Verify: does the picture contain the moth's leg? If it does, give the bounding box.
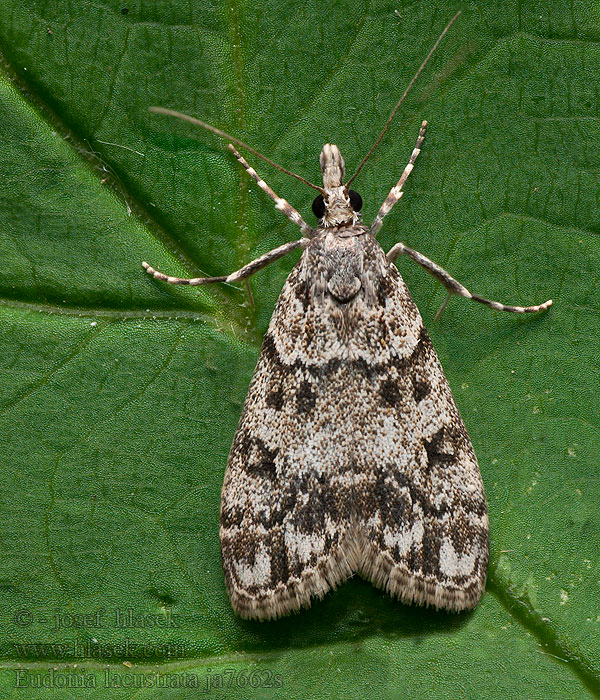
[387,242,553,320]
[228,145,314,238]
[143,238,306,286]
[370,120,427,236]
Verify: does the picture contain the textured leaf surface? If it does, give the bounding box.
[0,1,598,697]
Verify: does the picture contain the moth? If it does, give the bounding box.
[143,13,551,620]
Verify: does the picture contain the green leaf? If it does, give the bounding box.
[0,1,599,698]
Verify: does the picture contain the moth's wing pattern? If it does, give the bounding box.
[219,256,360,620]
[220,231,489,620]
[355,280,489,611]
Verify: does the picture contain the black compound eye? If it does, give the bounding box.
[349,189,362,211]
[312,194,326,219]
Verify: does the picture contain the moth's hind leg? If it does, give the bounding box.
[387,242,552,320]
[143,238,306,286]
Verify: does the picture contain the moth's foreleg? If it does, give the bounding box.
[228,145,314,238]
[370,120,427,236]
[387,242,553,320]
[143,238,306,286]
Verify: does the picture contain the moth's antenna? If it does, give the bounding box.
[345,11,461,187]
[149,106,325,193]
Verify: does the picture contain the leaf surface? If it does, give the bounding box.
[0,1,598,697]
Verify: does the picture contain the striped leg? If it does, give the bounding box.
[370,120,427,236]
[143,238,306,286]
[387,242,553,320]
[228,145,313,238]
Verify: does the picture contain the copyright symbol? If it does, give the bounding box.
[14,609,33,627]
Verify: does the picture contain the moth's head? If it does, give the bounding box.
[312,144,363,228]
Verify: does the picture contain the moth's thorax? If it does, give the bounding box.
[319,144,361,228]
[306,225,379,305]
[315,223,370,240]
